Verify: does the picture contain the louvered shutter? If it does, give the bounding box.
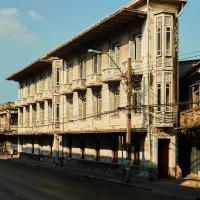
[115,89,120,110]
[110,87,114,111]
[115,46,120,66]
[129,40,135,60]
[137,91,142,112]
[93,94,97,116]
[78,97,82,119]
[69,65,73,83]
[97,54,101,73]
[98,92,102,116]
[109,50,114,68]
[135,36,141,61]
[83,96,86,119]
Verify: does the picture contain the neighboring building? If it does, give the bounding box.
[179,59,200,177]
[7,0,187,179]
[0,102,18,153]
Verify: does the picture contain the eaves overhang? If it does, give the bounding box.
[45,9,147,58]
[7,59,51,82]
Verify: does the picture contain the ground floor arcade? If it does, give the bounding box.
[3,128,177,179]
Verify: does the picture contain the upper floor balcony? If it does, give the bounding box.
[180,106,200,129]
[21,97,28,106]
[34,93,44,102]
[60,83,73,95]
[42,90,52,100]
[154,111,174,128]
[121,60,142,74]
[102,68,121,83]
[15,99,22,107]
[72,79,86,91]
[86,74,102,87]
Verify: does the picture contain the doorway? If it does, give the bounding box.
[158,139,170,178]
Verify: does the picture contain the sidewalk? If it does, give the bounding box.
[11,158,200,200]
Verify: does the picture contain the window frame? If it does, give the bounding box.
[165,26,172,56]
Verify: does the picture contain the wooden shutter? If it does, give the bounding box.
[78,97,82,119]
[93,94,97,116]
[110,87,114,111]
[98,92,102,116]
[83,95,86,119]
[137,90,142,112]
[135,36,141,61]
[69,64,73,83]
[97,54,101,73]
[129,40,135,60]
[109,49,114,68]
[115,46,120,66]
[115,88,120,110]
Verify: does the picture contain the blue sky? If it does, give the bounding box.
[0,0,199,103]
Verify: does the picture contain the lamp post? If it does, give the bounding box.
[88,49,132,182]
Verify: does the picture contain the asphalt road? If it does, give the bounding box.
[0,160,190,200]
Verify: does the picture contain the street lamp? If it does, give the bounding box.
[88,49,132,182]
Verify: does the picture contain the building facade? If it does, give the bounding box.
[7,0,186,178]
[179,60,200,177]
[0,102,18,153]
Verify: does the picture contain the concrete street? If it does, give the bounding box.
[0,160,197,200]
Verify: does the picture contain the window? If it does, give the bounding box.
[48,101,52,125]
[129,34,141,61]
[157,27,162,56]
[26,106,29,127]
[78,92,86,119]
[32,105,36,126]
[20,108,23,127]
[93,88,102,117]
[40,103,44,125]
[132,89,142,113]
[192,85,200,108]
[165,27,172,56]
[109,44,120,68]
[56,67,60,86]
[66,96,73,121]
[56,103,60,122]
[93,54,101,74]
[48,69,52,90]
[109,84,120,116]
[67,63,73,84]
[157,83,161,111]
[165,83,170,111]
[80,59,86,79]
[55,102,60,128]
[156,16,162,57]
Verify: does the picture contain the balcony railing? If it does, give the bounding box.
[34,93,43,102]
[15,99,22,107]
[72,79,86,91]
[86,74,102,87]
[121,60,142,73]
[42,90,52,100]
[180,106,200,128]
[27,96,35,104]
[21,98,27,106]
[102,68,121,83]
[60,83,73,94]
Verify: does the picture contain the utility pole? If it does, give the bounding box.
[125,57,132,182]
[88,49,133,181]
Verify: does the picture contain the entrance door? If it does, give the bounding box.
[158,139,170,178]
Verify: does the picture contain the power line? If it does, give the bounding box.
[179,50,200,58]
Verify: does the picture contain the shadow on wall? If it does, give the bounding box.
[3,133,184,180]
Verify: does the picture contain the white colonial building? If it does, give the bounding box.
[7,0,187,178]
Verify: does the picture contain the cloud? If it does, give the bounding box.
[0,8,35,42]
[28,10,43,20]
